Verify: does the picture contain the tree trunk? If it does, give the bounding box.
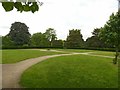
[113,47,119,64]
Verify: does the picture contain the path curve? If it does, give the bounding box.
[2,51,114,88]
[2,53,80,88]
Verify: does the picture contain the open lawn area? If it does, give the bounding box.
[54,49,115,56]
[55,49,95,53]
[91,51,115,57]
[2,49,118,88]
[2,49,67,64]
[20,54,118,88]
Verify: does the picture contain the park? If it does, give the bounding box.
[1,49,118,88]
[0,0,120,89]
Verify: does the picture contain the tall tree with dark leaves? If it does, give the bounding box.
[66,29,84,49]
[8,22,31,46]
[85,28,107,48]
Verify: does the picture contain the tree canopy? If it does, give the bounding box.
[99,12,120,64]
[86,28,107,48]
[66,29,84,48]
[44,28,57,42]
[1,0,43,13]
[31,32,50,47]
[8,22,31,46]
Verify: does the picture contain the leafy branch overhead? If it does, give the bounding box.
[1,0,43,13]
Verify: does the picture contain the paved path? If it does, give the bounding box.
[1,51,114,88]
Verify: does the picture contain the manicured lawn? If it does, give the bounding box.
[55,49,95,53]
[2,49,67,64]
[20,54,118,88]
[57,49,117,57]
[91,51,115,57]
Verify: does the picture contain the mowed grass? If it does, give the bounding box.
[91,51,116,57]
[2,49,67,64]
[20,54,118,88]
[55,49,95,53]
[56,49,116,56]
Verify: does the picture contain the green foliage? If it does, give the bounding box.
[99,12,120,64]
[99,12,120,47]
[85,28,108,48]
[30,2,39,13]
[44,28,57,42]
[66,29,84,48]
[20,54,118,88]
[1,0,42,13]
[2,36,15,47]
[52,40,63,48]
[86,36,104,48]
[31,32,50,47]
[8,22,31,46]
[2,2,14,11]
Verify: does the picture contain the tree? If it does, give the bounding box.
[44,28,57,47]
[31,32,50,47]
[85,28,107,48]
[66,29,84,48]
[99,12,120,64]
[1,0,43,13]
[52,40,63,48]
[2,36,15,47]
[8,22,31,46]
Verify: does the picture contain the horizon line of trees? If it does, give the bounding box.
[1,11,120,64]
[1,22,115,49]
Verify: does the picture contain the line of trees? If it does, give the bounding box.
[1,11,120,64]
[1,20,118,49]
[2,22,63,48]
[2,22,103,49]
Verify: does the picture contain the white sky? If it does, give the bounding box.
[0,0,118,40]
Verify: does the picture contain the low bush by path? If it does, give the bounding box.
[20,54,118,88]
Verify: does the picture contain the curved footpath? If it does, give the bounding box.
[2,53,80,88]
[1,51,114,88]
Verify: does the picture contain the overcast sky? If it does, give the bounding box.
[0,0,118,40]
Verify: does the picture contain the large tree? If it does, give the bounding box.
[44,28,57,47]
[66,29,84,48]
[99,12,120,64]
[85,28,107,48]
[1,0,43,13]
[31,32,50,47]
[8,22,31,46]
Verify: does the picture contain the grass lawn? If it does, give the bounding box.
[2,49,67,64]
[91,51,116,57]
[55,49,95,53]
[20,54,118,88]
